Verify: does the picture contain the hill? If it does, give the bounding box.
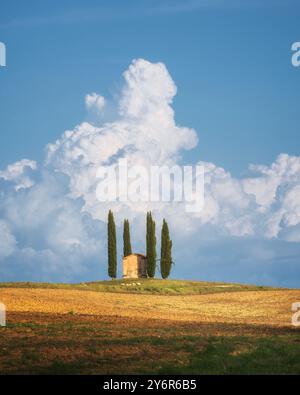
[0,279,299,374]
[0,278,271,295]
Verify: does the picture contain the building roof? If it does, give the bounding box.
[123,253,147,259]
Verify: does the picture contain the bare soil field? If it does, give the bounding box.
[0,285,300,374]
[1,287,299,326]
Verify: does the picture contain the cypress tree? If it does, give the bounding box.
[160,219,172,279]
[146,212,156,278]
[107,210,117,279]
[123,219,132,257]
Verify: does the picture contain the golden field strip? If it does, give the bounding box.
[0,284,300,374]
[1,288,299,326]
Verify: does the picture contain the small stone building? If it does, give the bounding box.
[122,253,148,279]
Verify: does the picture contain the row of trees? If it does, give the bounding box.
[107,210,173,279]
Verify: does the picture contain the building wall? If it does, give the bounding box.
[138,256,147,278]
[123,255,148,279]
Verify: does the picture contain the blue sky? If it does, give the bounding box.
[1,1,300,286]
[1,0,300,174]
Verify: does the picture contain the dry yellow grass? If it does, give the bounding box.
[1,287,299,327]
[1,286,300,374]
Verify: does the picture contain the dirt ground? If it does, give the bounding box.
[1,287,299,326]
[0,288,300,374]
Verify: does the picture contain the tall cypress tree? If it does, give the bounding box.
[107,210,117,279]
[146,212,156,278]
[123,219,132,257]
[160,219,172,279]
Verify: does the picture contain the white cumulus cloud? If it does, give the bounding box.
[0,220,16,260]
[85,92,106,112]
[0,58,300,286]
[46,59,198,222]
[0,159,37,190]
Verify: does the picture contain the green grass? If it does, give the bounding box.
[157,335,300,375]
[2,317,300,374]
[0,278,291,374]
[0,278,274,295]
[42,335,300,375]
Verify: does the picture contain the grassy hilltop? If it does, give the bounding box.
[0,278,271,295]
[0,279,299,375]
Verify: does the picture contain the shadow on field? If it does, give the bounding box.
[0,312,300,374]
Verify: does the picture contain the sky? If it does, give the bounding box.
[0,0,300,286]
